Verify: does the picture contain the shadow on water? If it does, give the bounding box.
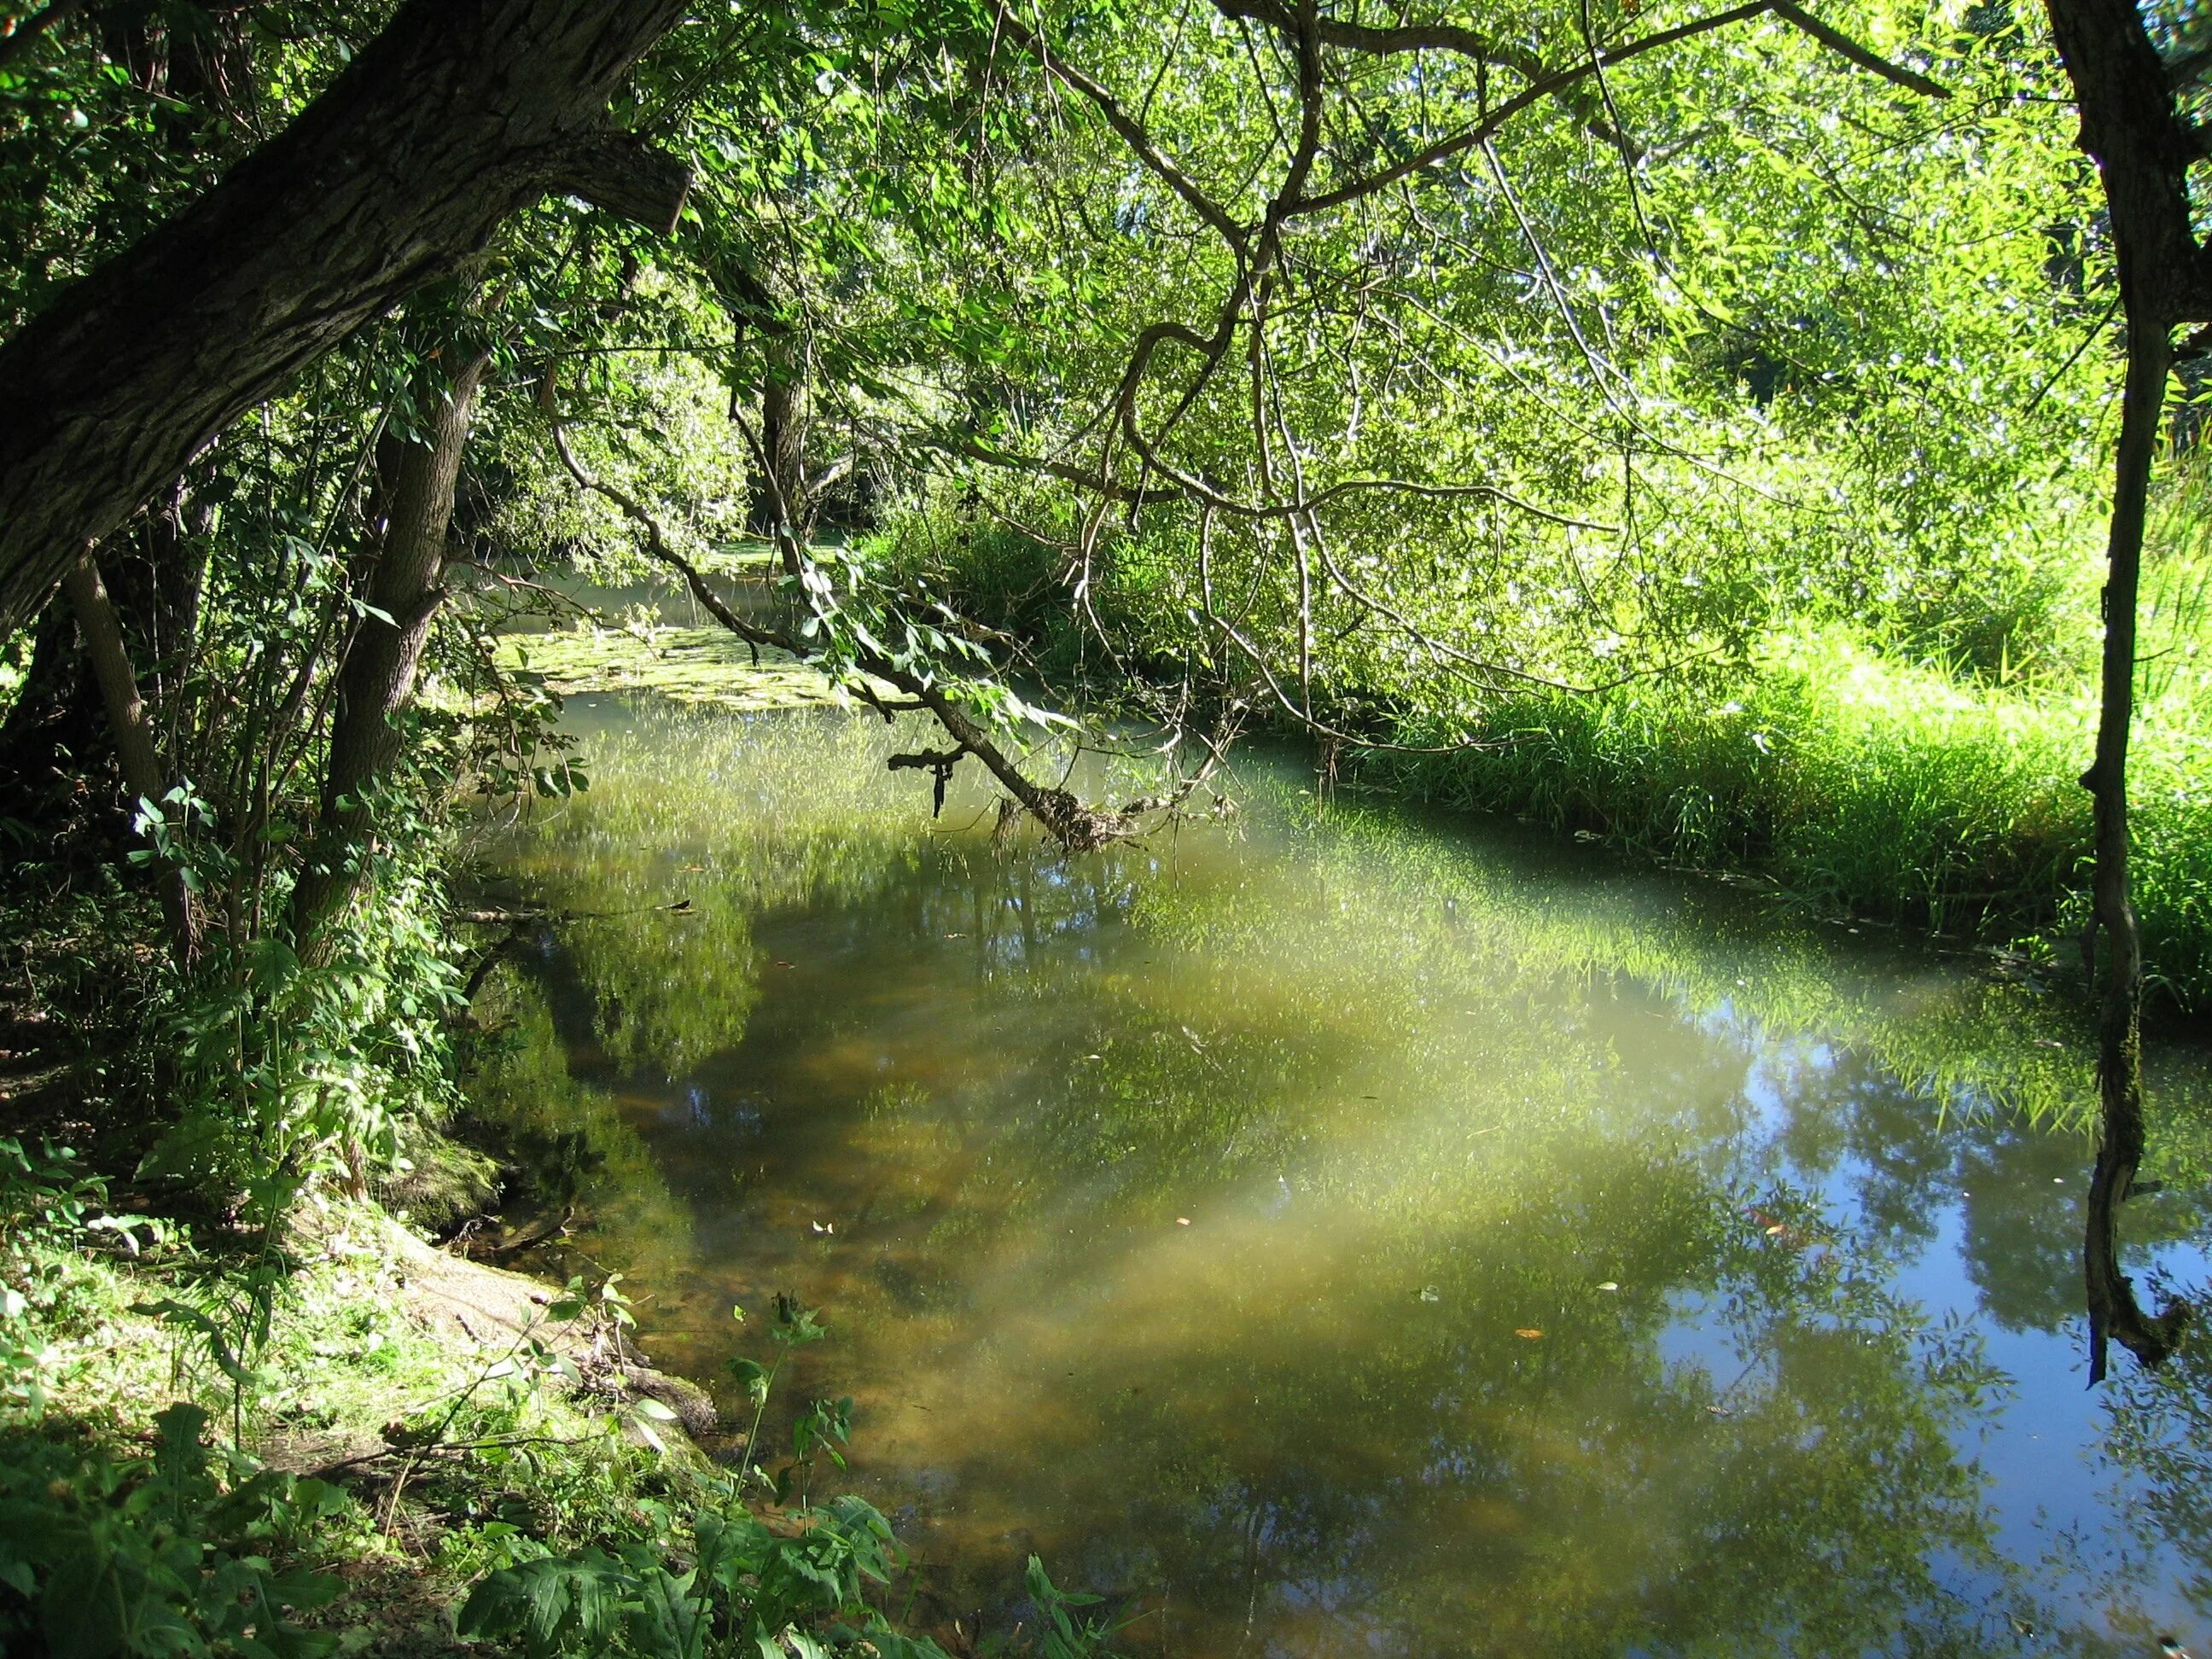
[466,695,2212,1658]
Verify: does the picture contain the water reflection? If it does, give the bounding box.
[469,698,2212,1657]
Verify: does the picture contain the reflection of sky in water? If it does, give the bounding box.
[478,699,2212,1658]
[1660,1048,2212,1644]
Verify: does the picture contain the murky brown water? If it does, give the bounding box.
[471,695,2212,1658]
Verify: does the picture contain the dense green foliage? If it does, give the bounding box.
[0,0,2205,1650]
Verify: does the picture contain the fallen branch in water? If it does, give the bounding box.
[540,367,1219,850]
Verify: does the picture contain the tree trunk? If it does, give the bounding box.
[750,329,808,570]
[287,351,491,961]
[60,552,200,965]
[0,0,689,636]
[138,482,209,754]
[2040,0,2203,1382]
[0,485,203,838]
[2081,314,2188,1381]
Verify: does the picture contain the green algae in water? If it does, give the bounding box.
[470,697,2212,1658]
[497,623,864,711]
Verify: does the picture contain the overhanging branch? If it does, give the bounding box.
[549,134,694,235]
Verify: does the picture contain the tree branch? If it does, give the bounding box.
[992,1,1249,252]
[1767,3,1947,98]
[547,133,694,235]
[543,373,1160,851]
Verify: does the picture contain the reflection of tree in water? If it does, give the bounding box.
[2107,1322,2212,1632]
[472,701,2212,1656]
[1752,1044,2206,1342]
[906,1115,2024,1656]
[1957,1125,2094,1335]
[465,985,700,1292]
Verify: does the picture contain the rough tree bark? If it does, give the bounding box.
[2040,0,2208,1379]
[749,330,809,569]
[0,0,690,636]
[60,553,200,965]
[286,350,492,961]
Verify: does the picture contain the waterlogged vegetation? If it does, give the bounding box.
[465,701,2212,1654]
[500,625,854,714]
[0,0,2210,1654]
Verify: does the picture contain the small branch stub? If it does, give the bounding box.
[888,747,967,816]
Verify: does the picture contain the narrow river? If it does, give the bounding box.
[471,693,2212,1658]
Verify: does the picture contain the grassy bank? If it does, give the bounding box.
[0,1150,981,1657]
[885,512,2212,1012]
[0,878,1099,1659]
[1364,629,2211,1010]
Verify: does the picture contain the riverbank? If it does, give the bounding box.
[1359,627,2211,1010]
[0,870,999,1658]
[893,523,2212,1014]
[0,1124,694,1655]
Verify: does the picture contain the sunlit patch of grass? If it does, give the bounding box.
[1368,627,2209,1009]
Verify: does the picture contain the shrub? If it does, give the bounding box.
[0,1403,347,1658]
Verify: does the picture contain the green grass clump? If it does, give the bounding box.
[2132,711,2212,1010]
[1365,628,2210,1006]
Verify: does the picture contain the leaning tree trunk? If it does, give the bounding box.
[2081,312,2187,1382]
[0,483,205,836]
[0,0,689,636]
[287,351,491,963]
[2040,0,2203,1382]
[60,553,201,966]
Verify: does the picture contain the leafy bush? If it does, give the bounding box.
[457,1487,940,1659]
[0,1403,346,1659]
[148,828,464,1222]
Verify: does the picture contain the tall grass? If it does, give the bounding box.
[879,491,2212,1010]
[1365,628,2209,1009]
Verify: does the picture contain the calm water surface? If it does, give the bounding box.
[473,696,2212,1658]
